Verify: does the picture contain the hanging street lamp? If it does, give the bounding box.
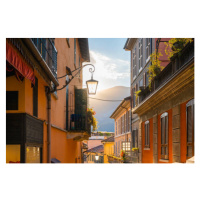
[95,153,99,162]
[55,63,98,95]
[86,65,98,95]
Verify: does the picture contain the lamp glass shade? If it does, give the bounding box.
[95,155,99,161]
[86,79,98,95]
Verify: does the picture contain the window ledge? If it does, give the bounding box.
[159,159,169,163]
[144,148,150,150]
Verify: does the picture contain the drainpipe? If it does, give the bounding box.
[45,86,51,163]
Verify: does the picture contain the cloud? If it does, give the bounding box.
[83,50,130,91]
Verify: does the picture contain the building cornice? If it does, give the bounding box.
[124,38,137,51]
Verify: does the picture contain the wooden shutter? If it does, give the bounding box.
[186,100,194,158]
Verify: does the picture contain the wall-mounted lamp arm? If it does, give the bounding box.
[53,63,95,93]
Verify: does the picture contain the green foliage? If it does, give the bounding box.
[87,107,98,131]
[165,38,193,59]
[134,90,141,105]
[99,133,103,136]
[147,51,164,90]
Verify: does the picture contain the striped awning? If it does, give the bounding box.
[6,40,35,85]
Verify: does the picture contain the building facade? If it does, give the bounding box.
[124,38,194,163]
[101,136,114,163]
[6,38,91,163]
[124,38,171,162]
[110,96,131,158]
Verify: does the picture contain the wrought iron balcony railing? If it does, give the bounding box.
[68,88,91,134]
[138,41,194,105]
[31,38,57,78]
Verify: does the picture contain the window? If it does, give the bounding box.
[115,142,117,156]
[132,129,138,148]
[33,77,38,117]
[122,141,131,151]
[139,39,143,71]
[161,112,168,160]
[139,78,143,88]
[146,38,151,62]
[122,115,124,134]
[133,87,136,108]
[116,121,117,136]
[74,39,76,66]
[124,114,126,133]
[186,99,194,159]
[6,91,18,110]
[133,48,136,78]
[145,120,150,148]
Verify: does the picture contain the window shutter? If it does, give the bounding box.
[186,101,194,158]
[33,77,38,117]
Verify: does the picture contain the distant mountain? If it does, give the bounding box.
[88,86,130,132]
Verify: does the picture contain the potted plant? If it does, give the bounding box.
[121,150,126,163]
[147,51,164,90]
[165,38,193,59]
[87,107,98,131]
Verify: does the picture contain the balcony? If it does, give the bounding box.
[107,151,139,163]
[138,41,194,106]
[67,88,91,141]
[31,38,57,79]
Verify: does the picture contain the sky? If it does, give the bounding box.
[82,38,130,92]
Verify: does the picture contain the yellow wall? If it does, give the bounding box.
[6,145,20,163]
[103,142,114,163]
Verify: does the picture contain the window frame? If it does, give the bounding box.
[160,112,169,160]
[146,38,151,63]
[139,39,143,72]
[144,120,150,148]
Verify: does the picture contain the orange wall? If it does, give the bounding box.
[157,109,173,163]
[51,127,82,163]
[6,75,25,113]
[142,118,153,163]
[7,38,85,163]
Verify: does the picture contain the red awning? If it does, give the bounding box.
[6,40,35,85]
